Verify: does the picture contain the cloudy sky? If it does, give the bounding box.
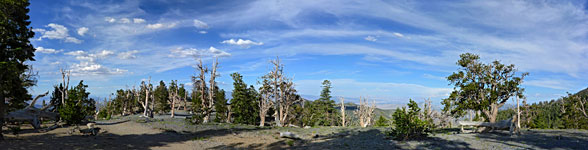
[27,0,588,107]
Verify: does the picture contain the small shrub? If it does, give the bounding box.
[389,99,432,141]
[375,116,389,127]
[97,109,110,120]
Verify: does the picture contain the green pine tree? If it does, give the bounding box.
[0,0,37,140]
[154,80,169,114]
[59,80,96,125]
[230,73,259,125]
[214,87,228,122]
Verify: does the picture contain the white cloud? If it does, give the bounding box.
[169,46,231,58]
[118,50,139,59]
[208,46,231,57]
[221,39,263,48]
[105,17,116,23]
[364,35,377,41]
[146,23,163,29]
[65,50,87,56]
[133,18,145,23]
[119,18,131,23]
[65,50,126,76]
[34,23,82,44]
[70,61,127,76]
[91,50,115,58]
[193,19,209,29]
[77,27,89,36]
[392,32,404,38]
[198,31,207,34]
[35,47,62,54]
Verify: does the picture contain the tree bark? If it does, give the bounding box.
[205,59,218,123]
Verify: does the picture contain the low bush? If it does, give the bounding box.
[374,116,389,127]
[389,99,432,140]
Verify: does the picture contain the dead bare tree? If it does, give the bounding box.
[279,77,299,125]
[204,58,219,123]
[269,57,284,127]
[354,97,375,127]
[572,95,588,119]
[421,98,433,121]
[340,97,346,127]
[192,58,209,123]
[140,77,153,118]
[59,68,71,106]
[168,80,179,118]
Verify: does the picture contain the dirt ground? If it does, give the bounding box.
[2,115,588,150]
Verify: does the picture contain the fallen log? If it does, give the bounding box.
[280,132,300,140]
[458,118,513,133]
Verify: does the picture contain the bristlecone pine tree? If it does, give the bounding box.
[258,74,274,126]
[442,53,527,128]
[354,97,375,127]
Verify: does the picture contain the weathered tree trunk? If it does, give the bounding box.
[259,113,266,126]
[171,91,176,118]
[226,105,232,123]
[271,57,283,127]
[144,87,149,117]
[205,59,218,123]
[340,97,346,127]
[516,95,520,133]
[195,59,208,123]
[150,93,155,118]
[259,92,271,126]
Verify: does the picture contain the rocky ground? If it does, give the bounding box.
[2,114,587,150]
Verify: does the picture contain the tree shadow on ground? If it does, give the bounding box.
[209,129,475,150]
[0,119,272,150]
[473,129,588,149]
[95,119,129,125]
[0,131,193,149]
[414,136,473,150]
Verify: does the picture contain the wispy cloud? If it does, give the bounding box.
[169,47,231,58]
[296,79,452,102]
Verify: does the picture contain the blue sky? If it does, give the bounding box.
[27,0,588,108]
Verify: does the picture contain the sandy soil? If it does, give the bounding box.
[2,115,588,150]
